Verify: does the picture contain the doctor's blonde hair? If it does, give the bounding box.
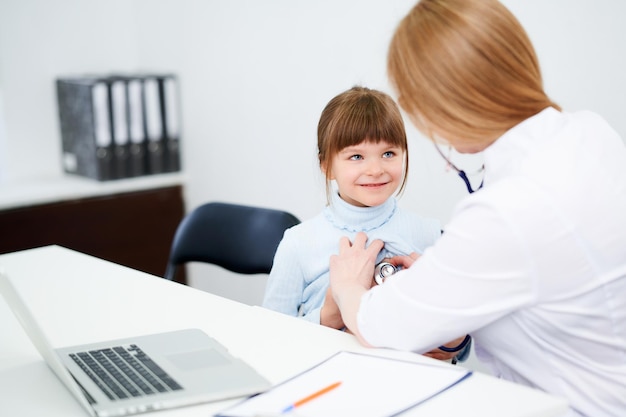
[388,0,560,147]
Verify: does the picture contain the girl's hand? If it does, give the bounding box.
[320,286,344,330]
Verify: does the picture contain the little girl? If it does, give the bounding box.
[262,86,469,361]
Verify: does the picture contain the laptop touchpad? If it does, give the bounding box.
[167,349,230,370]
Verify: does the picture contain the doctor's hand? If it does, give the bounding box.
[385,252,420,270]
[329,232,383,344]
[330,232,384,294]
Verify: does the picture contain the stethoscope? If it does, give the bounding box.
[374,141,485,284]
[373,142,480,362]
[433,142,484,194]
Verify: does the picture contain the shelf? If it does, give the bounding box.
[0,175,187,282]
[0,172,186,211]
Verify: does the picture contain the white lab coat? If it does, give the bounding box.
[358,107,626,417]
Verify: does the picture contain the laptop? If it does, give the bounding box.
[0,269,271,417]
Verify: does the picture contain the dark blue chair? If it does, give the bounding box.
[164,202,300,281]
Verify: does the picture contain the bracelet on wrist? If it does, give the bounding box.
[438,334,471,353]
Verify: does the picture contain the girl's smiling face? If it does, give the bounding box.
[326,140,405,207]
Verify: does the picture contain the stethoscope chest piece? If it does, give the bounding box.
[374,261,397,285]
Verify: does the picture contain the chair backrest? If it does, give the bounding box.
[164,202,300,281]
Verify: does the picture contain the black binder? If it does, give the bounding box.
[158,75,182,173]
[142,76,165,175]
[57,77,115,181]
[109,77,132,179]
[56,73,181,180]
[127,76,148,177]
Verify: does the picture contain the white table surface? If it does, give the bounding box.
[0,245,569,417]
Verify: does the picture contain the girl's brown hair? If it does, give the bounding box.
[388,0,560,147]
[317,86,409,202]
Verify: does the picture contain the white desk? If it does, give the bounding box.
[0,246,569,417]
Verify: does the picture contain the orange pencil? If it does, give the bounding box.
[281,381,342,414]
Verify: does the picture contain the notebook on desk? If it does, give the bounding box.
[217,350,472,417]
[0,269,271,417]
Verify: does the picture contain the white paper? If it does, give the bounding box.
[217,351,471,417]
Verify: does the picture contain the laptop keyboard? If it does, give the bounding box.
[69,344,183,400]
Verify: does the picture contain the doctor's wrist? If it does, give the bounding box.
[438,335,472,365]
[438,334,472,353]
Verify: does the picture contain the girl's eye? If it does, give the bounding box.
[349,154,363,161]
[383,151,395,158]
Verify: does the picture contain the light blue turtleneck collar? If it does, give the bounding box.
[323,191,397,233]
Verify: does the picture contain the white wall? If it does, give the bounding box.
[0,90,7,183]
[1,0,625,370]
[2,0,624,215]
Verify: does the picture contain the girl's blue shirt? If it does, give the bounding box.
[262,192,441,324]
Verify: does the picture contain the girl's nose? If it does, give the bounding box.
[365,159,384,176]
